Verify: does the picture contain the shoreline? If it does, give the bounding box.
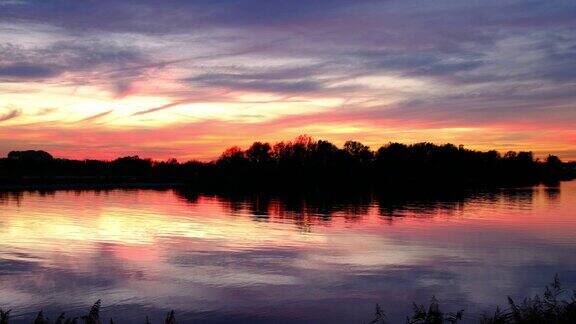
[0,182,187,191]
[0,178,571,192]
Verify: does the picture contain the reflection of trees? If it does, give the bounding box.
[0,184,556,231]
[544,186,561,201]
[0,190,58,206]
[0,191,24,205]
[173,185,546,229]
[499,188,534,206]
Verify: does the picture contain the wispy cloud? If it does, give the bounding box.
[74,110,113,123]
[0,109,21,122]
[131,101,194,117]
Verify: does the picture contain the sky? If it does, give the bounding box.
[0,0,575,161]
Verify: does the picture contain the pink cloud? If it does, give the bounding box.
[1,107,575,161]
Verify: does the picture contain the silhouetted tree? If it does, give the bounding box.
[343,140,373,164]
[7,150,53,161]
[0,136,574,189]
[218,146,246,165]
[245,142,272,164]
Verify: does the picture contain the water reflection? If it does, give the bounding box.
[0,182,575,323]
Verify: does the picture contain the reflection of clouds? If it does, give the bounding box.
[0,204,326,249]
[0,183,575,322]
[298,234,440,270]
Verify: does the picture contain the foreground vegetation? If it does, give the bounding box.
[0,276,574,323]
[1,136,575,190]
[370,275,576,324]
[0,300,177,324]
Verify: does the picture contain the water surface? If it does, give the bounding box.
[1,182,575,323]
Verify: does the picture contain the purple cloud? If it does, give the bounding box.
[0,63,61,79]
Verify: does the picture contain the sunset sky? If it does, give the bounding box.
[0,0,575,161]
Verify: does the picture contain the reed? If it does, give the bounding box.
[1,300,176,324]
[370,275,576,323]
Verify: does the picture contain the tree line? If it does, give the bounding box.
[1,135,574,189]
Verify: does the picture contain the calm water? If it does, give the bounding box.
[1,182,575,323]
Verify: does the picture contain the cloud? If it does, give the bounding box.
[74,110,113,123]
[0,63,61,79]
[0,109,21,122]
[0,38,154,94]
[131,101,188,116]
[188,74,324,94]
[0,0,359,33]
[184,63,363,95]
[35,108,58,116]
